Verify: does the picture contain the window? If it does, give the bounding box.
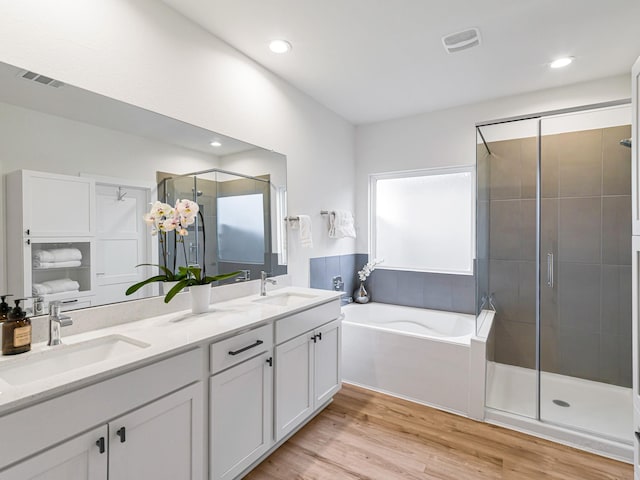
[370,166,474,275]
[217,194,265,264]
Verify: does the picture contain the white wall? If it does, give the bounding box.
[355,74,631,253]
[0,0,356,287]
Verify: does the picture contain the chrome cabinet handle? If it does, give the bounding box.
[547,253,554,288]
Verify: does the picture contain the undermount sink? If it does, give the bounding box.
[252,292,318,307]
[0,335,150,386]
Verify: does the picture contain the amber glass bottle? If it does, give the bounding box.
[2,299,32,355]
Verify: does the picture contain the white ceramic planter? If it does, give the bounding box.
[190,284,211,314]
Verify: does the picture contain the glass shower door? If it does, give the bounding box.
[539,107,633,442]
[477,118,539,419]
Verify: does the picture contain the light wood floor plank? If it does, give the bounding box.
[246,384,633,480]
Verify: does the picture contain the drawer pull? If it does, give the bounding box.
[96,437,105,454]
[228,339,263,356]
[266,357,273,367]
[62,299,79,304]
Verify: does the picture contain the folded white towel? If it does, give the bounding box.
[33,248,82,267]
[297,215,313,248]
[328,210,356,239]
[32,278,80,295]
[34,261,82,269]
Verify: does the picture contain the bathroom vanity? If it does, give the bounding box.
[0,287,342,480]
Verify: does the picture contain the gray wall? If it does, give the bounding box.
[310,254,475,314]
[487,125,631,388]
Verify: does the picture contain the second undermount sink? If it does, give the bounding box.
[252,291,319,307]
[0,334,150,386]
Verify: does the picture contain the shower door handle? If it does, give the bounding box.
[547,253,554,288]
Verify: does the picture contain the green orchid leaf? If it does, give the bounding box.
[125,275,168,295]
[163,279,190,303]
[134,263,175,280]
[203,271,242,284]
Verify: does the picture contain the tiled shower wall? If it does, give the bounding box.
[310,254,475,314]
[487,125,631,387]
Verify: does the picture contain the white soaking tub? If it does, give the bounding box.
[341,302,475,415]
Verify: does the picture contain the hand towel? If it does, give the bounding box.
[328,210,356,239]
[34,261,82,269]
[298,215,313,248]
[32,278,80,295]
[33,248,82,267]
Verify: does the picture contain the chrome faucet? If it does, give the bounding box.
[260,271,277,296]
[235,270,251,282]
[48,301,73,346]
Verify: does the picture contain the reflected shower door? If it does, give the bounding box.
[478,118,539,419]
[539,107,633,442]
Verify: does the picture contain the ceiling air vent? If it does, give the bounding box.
[18,70,65,88]
[442,28,481,54]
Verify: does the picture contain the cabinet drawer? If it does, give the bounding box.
[210,324,273,374]
[275,300,340,345]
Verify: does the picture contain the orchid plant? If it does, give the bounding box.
[358,258,383,282]
[126,198,240,301]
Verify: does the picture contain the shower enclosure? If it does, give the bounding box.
[159,168,287,283]
[476,102,633,453]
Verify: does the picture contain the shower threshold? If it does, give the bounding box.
[485,362,633,462]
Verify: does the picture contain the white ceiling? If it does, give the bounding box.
[161,0,640,125]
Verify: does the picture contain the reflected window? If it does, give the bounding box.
[217,194,265,264]
[370,167,474,275]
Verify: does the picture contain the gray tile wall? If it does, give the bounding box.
[309,254,367,302]
[486,125,632,388]
[309,254,475,314]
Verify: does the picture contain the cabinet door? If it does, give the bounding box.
[109,382,204,480]
[314,319,342,408]
[1,425,107,480]
[275,332,314,441]
[210,352,273,480]
[23,171,95,237]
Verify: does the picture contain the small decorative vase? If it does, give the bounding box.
[354,282,370,304]
[190,284,211,314]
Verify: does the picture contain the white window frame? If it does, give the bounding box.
[368,165,476,276]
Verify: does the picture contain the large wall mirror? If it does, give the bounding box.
[0,61,287,312]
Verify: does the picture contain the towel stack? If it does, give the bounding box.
[33,278,80,295]
[33,248,82,269]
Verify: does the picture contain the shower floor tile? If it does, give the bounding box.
[486,361,632,442]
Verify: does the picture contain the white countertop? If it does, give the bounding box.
[0,286,342,415]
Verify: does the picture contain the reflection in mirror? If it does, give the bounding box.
[0,61,287,313]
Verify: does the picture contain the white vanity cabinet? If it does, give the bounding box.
[2,426,108,480]
[3,383,202,480]
[0,349,204,479]
[209,324,274,480]
[274,301,342,442]
[109,382,203,480]
[6,169,96,306]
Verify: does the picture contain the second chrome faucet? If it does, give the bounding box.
[260,271,277,296]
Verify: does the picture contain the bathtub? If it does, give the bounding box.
[341,302,476,415]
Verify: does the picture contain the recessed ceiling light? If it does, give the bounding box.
[210,141,222,147]
[550,57,573,69]
[269,39,292,54]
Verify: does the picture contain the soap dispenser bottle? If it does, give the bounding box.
[0,294,13,349]
[2,298,32,355]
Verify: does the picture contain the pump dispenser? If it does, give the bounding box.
[2,298,32,355]
[0,294,12,349]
